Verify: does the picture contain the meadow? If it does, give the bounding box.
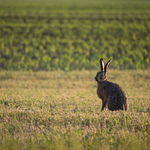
[0,0,150,149]
[0,70,150,150]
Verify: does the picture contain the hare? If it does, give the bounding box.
[95,58,129,111]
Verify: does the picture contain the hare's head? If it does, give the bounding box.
[95,58,111,82]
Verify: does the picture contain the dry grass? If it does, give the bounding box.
[0,70,150,150]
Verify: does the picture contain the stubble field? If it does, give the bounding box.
[0,70,150,149]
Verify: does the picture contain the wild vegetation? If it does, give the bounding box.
[0,0,150,149]
[0,0,150,70]
[0,70,150,150]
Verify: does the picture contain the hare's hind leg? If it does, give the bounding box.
[107,95,125,111]
[107,95,119,111]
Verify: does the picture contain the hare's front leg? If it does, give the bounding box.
[101,100,107,111]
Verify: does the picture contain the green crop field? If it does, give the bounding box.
[0,0,150,70]
[0,0,150,149]
[0,70,150,150]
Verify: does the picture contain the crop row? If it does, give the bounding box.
[0,12,150,70]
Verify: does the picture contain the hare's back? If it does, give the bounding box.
[105,82,126,96]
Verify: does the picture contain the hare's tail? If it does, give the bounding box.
[123,101,129,111]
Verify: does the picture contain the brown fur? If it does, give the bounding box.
[95,58,129,111]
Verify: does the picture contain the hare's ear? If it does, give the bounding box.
[100,58,104,71]
[104,59,111,71]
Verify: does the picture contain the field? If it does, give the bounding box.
[0,70,150,150]
[0,0,150,70]
[0,0,150,149]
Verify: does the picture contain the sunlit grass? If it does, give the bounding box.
[0,70,150,149]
